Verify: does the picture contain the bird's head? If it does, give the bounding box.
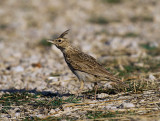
[47,29,70,50]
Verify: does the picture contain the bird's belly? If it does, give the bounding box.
[74,70,97,82]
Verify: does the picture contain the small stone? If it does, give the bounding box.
[49,109,56,114]
[15,112,20,118]
[121,102,135,108]
[48,76,59,81]
[12,66,24,72]
[106,104,117,110]
[149,74,156,81]
[36,114,44,118]
[97,93,109,98]
[6,114,11,118]
[103,82,113,88]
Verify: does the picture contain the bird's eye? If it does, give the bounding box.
[58,39,61,42]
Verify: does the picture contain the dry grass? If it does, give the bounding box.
[1,55,160,120]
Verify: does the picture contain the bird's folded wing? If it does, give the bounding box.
[67,52,120,82]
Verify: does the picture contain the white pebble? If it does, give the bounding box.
[122,102,135,108]
[97,93,109,98]
[13,66,24,72]
[149,74,156,81]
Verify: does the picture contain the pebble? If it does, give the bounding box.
[49,109,56,114]
[97,93,109,98]
[12,66,24,72]
[121,102,135,108]
[149,74,156,81]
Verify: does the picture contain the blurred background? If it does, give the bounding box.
[1,0,160,120]
[0,0,160,93]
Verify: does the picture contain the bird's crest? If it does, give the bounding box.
[59,29,70,38]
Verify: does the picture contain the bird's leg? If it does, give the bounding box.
[78,81,84,94]
[75,81,84,98]
[94,82,98,100]
[80,81,86,99]
[80,81,84,91]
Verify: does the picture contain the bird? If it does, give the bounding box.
[47,29,122,99]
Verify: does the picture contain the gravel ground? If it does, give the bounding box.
[0,0,160,120]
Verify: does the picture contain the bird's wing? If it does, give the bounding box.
[65,51,120,82]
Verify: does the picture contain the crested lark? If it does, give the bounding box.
[47,30,121,99]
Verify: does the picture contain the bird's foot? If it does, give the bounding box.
[75,89,83,97]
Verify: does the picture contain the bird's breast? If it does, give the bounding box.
[74,70,97,82]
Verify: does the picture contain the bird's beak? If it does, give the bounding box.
[47,39,54,44]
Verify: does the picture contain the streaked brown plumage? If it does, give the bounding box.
[47,30,121,99]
